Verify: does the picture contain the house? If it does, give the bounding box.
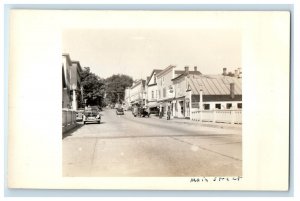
[172,72,242,119]
[62,53,83,133]
[62,54,83,110]
[169,66,202,118]
[129,79,146,107]
[145,69,162,114]
[70,60,83,110]
[156,65,201,117]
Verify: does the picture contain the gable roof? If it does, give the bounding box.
[146,69,163,85]
[131,79,146,89]
[186,74,242,95]
[156,65,176,78]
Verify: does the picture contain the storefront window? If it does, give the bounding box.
[215,104,221,109]
[203,104,210,110]
[226,103,232,109]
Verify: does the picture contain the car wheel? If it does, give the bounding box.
[98,121,100,124]
[83,121,86,124]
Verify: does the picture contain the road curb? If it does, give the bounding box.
[151,116,242,130]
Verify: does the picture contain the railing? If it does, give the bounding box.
[62,109,77,133]
[191,109,242,124]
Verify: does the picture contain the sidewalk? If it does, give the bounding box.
[151,115,242,130]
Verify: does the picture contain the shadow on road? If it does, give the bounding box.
[62,124,84,139]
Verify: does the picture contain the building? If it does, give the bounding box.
[62,54,83,110]
[62,54,83,133]
[62,55,71,109]
[145,69,162,114]
[70,60,83,110]
[172,72,242,119]
[156,65,201,117]
[129,79,146,107]
[124,87,131,110]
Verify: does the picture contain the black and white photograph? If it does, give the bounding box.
[7,9,290,190]
[61,28,243,177]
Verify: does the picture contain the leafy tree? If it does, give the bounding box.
[79,67,106,107]
[105,74,133,104]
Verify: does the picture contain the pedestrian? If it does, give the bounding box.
[167,109,171,120]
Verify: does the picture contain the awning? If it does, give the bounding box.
[147,102,160,108]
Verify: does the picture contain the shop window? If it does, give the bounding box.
[237,103,242,109]
[226,103,232,109]
[215,104,221,109]
[203,104,210,110]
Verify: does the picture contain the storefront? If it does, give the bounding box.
[185,97,190,118]
[147,101,160,115]
[173,97,185,118]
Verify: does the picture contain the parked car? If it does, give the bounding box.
[140,108,150,117]
[83,109,101,124]
[76,109,84,121]
[132,107,150,117]
[116,108,124,115]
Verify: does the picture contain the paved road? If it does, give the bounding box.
[63,109,242,177]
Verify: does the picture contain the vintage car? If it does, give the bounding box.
[140,108,150,117]
[76,109,84,121]
[116,108,124,115]
[83,108,101,124]
[132,107,150,117]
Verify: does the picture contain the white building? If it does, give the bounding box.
[173,73,242,119]
[145,69,162,114]
[124,87,131,110]
[62,54,82,110]
[156,65,201,117]
[129,79,146,107]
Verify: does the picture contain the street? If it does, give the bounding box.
[63,109,242,177]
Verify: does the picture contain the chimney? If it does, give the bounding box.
[230,83,235,99]
[194,66,197,72]
[184,66,189,75]
[223,68,227,75]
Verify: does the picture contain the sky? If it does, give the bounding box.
[62,28,241,80]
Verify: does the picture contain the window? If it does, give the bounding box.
[163,88,166,98]
[203,104,210,110]
[215,104,221,109]
[226,103,232,109]
[151,91,154,99]
[237,103,242,109]
[158,90,161,99]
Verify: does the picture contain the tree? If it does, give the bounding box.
[79,67,106,107]
[105,74,133,104]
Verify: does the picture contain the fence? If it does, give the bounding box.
[62,109,77,133]
[191,109,242,124]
